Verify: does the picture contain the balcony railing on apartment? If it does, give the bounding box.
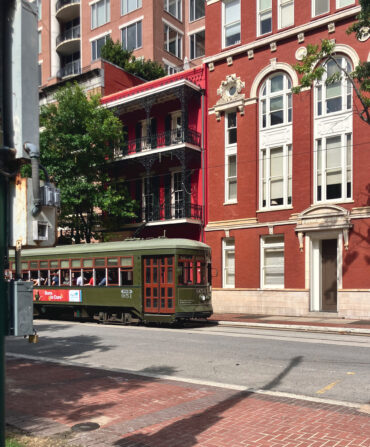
[56,0,80,13]
[56,25,80,47]
[58,60,81,78]
[142,202,202,223]
[116,128,201,157]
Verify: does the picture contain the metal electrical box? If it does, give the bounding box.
[9,176,58,247]
[8,281,33,337]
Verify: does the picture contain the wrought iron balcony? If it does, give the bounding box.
[56,25,80,48]
[141,202,202,223]
[116,127,201,157]
[58,60,81,78]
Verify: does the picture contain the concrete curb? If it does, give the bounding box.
[215,320,370,335]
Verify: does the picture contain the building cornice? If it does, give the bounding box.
[203,6,360,65]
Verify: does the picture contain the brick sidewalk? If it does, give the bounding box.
[6,358,370,447]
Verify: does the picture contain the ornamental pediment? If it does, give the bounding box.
[212,74,246,120]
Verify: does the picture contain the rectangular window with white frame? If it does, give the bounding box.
[164,24,182,58]
[223,0,241,47]
[257,0,272,36]
[315,133,352,203]
[278,0,294,29]
[121,20,142,51]
[225,112,237,203]
[190,0,205,21]
[260,145,292,209]
[312,0,329,16]
[189,29,205,59]
[121,0,141,15]
[223,238,235,288]
[261,236,284,289]
[91,0,110,29]
[336,0,354,8]
[91,34,110,61]
[164,0,182,21]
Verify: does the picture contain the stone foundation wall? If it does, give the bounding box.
[338,290,370,319]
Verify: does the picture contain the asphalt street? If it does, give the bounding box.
[6,320,370,406]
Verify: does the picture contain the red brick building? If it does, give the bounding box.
[203,0,370,317]
[37,0,206,90]
[101,65,207,241]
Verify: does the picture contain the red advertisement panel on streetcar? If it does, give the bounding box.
[33,289,82,303]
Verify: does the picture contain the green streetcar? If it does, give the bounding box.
[10,238,212,324]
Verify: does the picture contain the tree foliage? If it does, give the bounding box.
[292,0,370,124]
[39,83,137,243]
[100,38,166,81]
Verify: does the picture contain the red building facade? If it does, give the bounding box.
[101,66,207,241]
[203,0,370,317]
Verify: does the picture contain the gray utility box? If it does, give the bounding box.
[8,281,33,336]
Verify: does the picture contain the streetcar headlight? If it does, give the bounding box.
[200,294,206,302]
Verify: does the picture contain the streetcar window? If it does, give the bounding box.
[107,268,118,285]
[61,270,70,286]
[208,263,212,286]
[178,257,194,285]
[121,269,133,285]
[107,257,118,266]
[83,259,93,268]
[196,261,206,285]
[95,258,105,267]
[71,270,82,285]
[22,271,29,281]
[96,269,106,286]
[71,259,81,268]
[40,270,49,285]
[50,260,59,268]
[168,299,173,308]
[40,261,48,269]
[168,267,173,283]
[168,287,173,297]
[30,261,38,269]
[21,262,28,270]
[60,260,69,268]
[121,257,133,267]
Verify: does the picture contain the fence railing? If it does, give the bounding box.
[58,60,81,78]
[116,127,201,157]
[56,0,80,13]
[141,202,202,223]
[56,25,80,47]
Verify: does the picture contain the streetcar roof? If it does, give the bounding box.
[10,238,210,259]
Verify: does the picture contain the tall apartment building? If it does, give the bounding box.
[203,0,370,318]
[37,0,206,92]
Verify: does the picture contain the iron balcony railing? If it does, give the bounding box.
[141,202,202,223]
[117,127,201,157]
[58,60,81,78]
[56,25,80,47]
[56,0,80,13]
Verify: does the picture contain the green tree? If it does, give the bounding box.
[292,0,370,124]
[39,83,137,243]
[100,38,166,81]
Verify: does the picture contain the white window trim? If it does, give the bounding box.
[313,133,353,204]
[164,0,182,22]
[91,33,110,61]
[260,236,285,289]
[121,0,142,16]
[163,23,183,59]
[278,0,294,30]
[91,0,110,29]
[259,73,292,130]
[189,0,205,22]
[162,18,184,35]
[222,0,241,49]
[189,29,205,60]
[188,25,206,36]
[121,20,142,51]
[336,0,355,9]
[259,144,292,211]
[222,238,235,288]
[314,57,353,119]
[257,0,272,37]
[312,0,329,17]
[89,30,111,42]
[119,15,144,29]
[224,112,237,204]
[162,58,180,74]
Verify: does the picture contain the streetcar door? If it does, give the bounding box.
[143,256,175,314]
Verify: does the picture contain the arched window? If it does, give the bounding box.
[260,73,292,129]
[316,56,352,116]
